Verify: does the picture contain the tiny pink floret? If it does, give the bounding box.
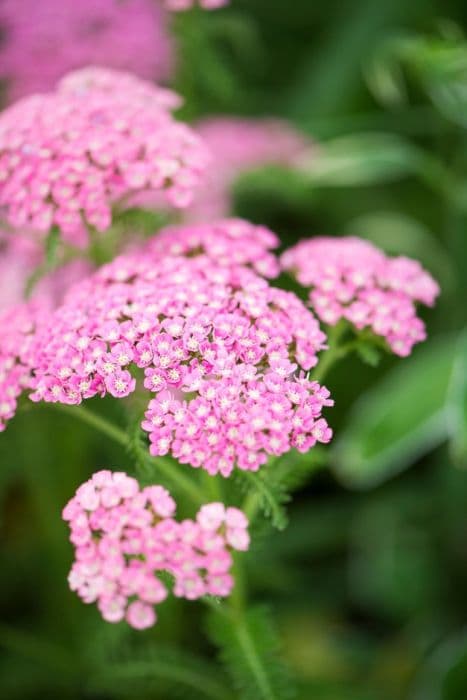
[185,117,313,222]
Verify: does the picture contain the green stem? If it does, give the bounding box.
[312,323,359,383]
[243,490,261,523]
[25,226,60,298]
[200,470,224,502]
[138,446,206,507]
[51,404,205,506]
[230,616,276,700]
[205,565,277,698]
[241,463,279,526]
[210,601,278,700]
[55,404,127,445]
[229,553,247,613]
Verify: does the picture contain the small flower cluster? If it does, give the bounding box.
[281,236,440,357]
[0,221,332,469]
[165,0,228,10]
[186,117,312,221]
[0,0,173,102]
[0,67,209,246]
[63,470,249,629]
[146,218,280,278]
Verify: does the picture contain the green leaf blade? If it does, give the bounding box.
[446,329,467,465]
[333,336,457,487]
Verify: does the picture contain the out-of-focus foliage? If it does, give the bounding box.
[333,336,457,487]
[1,1,467,699]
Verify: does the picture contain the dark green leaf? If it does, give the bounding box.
[443,640,467,700]
[237,471,290,531]
[355,341,382,367]
[333,336,457,487]
[446,329,467,465]
[299,133,419,186]
[364,42,408,107]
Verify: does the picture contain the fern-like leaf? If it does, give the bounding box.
[207,605,296,700]
[237,471,290,530]
[238,450,327,531]
[271,448,327,494]
[126,410,153,479]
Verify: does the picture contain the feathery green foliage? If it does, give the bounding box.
[207,605,296,700]
[238,470,290,530]
[238,450,327,530]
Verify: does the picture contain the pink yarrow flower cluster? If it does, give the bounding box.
[165,0,228,10]
[0,0,173,103]
[185,117,312,222]
[1,220,332,471]
[146,218,280,278]
[0,67,209,246]
[63,470,249,629]
[281,236,440,357]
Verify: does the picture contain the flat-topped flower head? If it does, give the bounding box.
[185,117,313,222]
[281,236,440,357]
[3,226,332,471]
[165,0,228,10]
[146,218,280,278]
[63,470,249,628]
[0,67,209,247]
[0,0,173,103]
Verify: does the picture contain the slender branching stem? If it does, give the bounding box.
[311,322,361,383]
[51,403,205,505]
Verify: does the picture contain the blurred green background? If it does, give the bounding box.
[1,0,467,698]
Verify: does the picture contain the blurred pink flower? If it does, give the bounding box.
[0,233,40,313]
[165,0,228,10]
[0,0,173,103]
[0,232,92,312]
[184,117,313,222]
[0,67,209,246]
